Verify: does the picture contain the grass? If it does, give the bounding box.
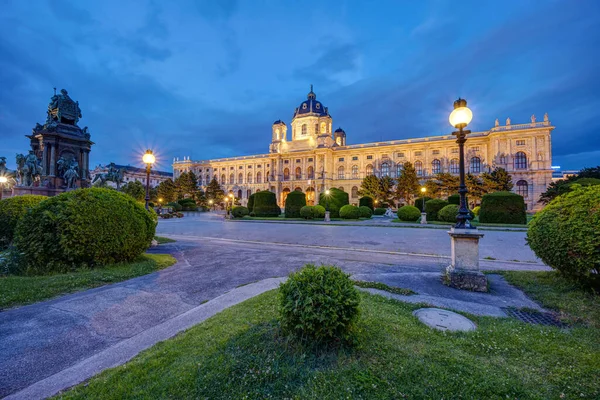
[56,287,599,399]
[0,254,177,310]
[154,236,176,244]
[498,270,600,328]
[353,280,416,295]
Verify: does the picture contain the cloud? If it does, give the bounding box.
[294,42,362,86]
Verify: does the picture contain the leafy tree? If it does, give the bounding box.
[424,179,441,198]
[174,171,199,200]
[395,162,419,204]
[120,181,145,201]
[379,176,396,206]
[434,173,460,197]
[157,178,176,203]
[358,175,380,199]
[539,165,600,204]
[481,167,513,193]
[358,175,395,206]
[205,176,225,204]
[465,173,485,205]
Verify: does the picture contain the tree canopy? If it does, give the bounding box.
[395,162,419,204]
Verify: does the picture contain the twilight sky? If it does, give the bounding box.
[1,0,599,172]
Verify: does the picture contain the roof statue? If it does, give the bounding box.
[506,117,511,126]
[544,112,549,122]
[495,118,499,127]
[46,88,82,126]
[531,114,536,123]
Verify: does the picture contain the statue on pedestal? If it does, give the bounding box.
[15,151,42,186]
[91,162,124,189]
[57,156,80,189]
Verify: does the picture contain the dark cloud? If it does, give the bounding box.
[294,42,360,85]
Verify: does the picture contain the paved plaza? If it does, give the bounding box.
[1,213,549,398]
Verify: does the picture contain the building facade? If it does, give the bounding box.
[173,88,555,211]
[90,164,173,188]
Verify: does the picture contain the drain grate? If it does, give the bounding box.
[503,308,568,328]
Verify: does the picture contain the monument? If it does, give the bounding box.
[11,89,93,196]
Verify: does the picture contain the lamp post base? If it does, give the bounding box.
[324,211,330,222]
[445,228,487,292]
[420,212,427,224]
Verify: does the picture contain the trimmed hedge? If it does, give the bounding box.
[318,188,349,218]
[166,202,183,211]
[359,196,374,211]
[358,206,373,218]
[231,206,249,218]
[438,204,459,223]
[279,264,360,342]
[13,188,155,275]
[247,193,256,213]
[339,205,360,219]
[284,191,306,218]
[414,196,432,212]
[313,205,326,218]
[177,198,197,211]
[0,195,47,250]
[479,191,526,224]
[253,190,281,217]
[397,205,421,221]
[425,199,449,221]
[447,194,460,205]
[300,205,315,219]
[374,207,386,215]
[527,185,600,285]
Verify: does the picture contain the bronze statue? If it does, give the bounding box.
[15,151,42,186]
[91,162,124,189]
[57,156,80,188]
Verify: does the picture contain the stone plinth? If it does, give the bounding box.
[12,186,65,197]
[420,212,427,224]
[446,228,487,292]
[324,211,331,222]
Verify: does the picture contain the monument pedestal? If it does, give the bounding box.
[324,211,331,222]
[445,228,487,292]
[420,212,427,224]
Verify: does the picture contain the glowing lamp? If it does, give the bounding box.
[421,187,426,193]
[143,149,155,165]
[0,176,7,184]
[449,98,473,128]
[325,189,330,195]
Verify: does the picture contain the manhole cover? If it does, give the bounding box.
[502,308,567,327]
[413,308,476,332]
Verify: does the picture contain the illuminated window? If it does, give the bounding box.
[351,165,359,179]
[515,152,527,169]
[381,162,390,177]
[366,164,374,176]
[396,163,403,177]
[351,186,358,198]
[295,167,302,179]
[415,161,423,176]
[308,166,314,179]
[470,157,481,173]
[301,124,307,135]
[338,166,345,179]
[516,180,528,198]
[431,159,441,174]
[283,168,290,181]
[516,140,525,146]
[450,159,459,174]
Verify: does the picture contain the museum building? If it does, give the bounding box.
[173,87,554,211]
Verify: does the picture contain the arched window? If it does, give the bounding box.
[229,173,235,184]
[247,172,252,184]
[338,166,345,179]
[396,163,403,177]
[247,189,251,198]
[256,171,262,183]
[205,175,210,184]
[301,124,307,135]
[351,186,359,198]
[307,166,314,179]
[198,176,203,186]
[470,157,481,173]
[499,154,507,164]
[351,165,359,179]
[221,174,226,184]
[450,159,459,174]
[320,122,326,133]
[381,162,390,177]
[283,168,290,181]
[516,180,528,198]
[238,173,243,184]
[295,167,302,180]
[366,164,373,176]
[515,152,527,170]
[237,189,242,199]
[338,187,344,191]
[431,159,441,174]
[415,161,423,176]
[266,171,270,182]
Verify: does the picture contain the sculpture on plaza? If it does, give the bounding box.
[15,151,42,186]
[91,162,125,188]
[57,156,80,189]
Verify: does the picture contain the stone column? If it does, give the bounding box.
[446,228,486,292]
[41,144,48,176]
[49,144,56,176]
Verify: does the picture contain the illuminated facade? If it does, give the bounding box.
[173,87,554,211]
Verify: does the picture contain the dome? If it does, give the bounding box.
[273,119,285,125]
[334,127,345,133]
[292,85,330,119]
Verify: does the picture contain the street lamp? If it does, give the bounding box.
[420,187,427,212]
[142,149,155,210]
[0,176,7,200]
[227,193,234,218]
[208,199,213,212]
[324,189,331,222]
[449,98,473,229]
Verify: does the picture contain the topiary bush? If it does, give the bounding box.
[373,207,386,215]
[284,191,306,218]
[339,205,360,219]
[527,185,600,286]
[300,205,315,219]
[359,196,374,211]
[425,199,449,221]
[313,205,326,218]
[472,206,481,216]
[231,206,249,218]
[479,191,526,224]
[177,198,198,211]
[447,194,460,205]
[413,196,432,212]
[397,205,421,221]
[247,193,256,213]
[358,206,372,218]
[253,190,281,217]
[318,188,349,218]
[13,188,156,275]
[0,195,47,250]
[166,201,183,211]
[438,204,459,222]
[278,264,360,343]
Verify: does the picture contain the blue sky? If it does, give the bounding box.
[1,0,599,172]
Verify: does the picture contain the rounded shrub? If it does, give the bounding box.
[247,193,256,213]
[358,196,374,211]
[166,201,182,211]
[231,206,249,218]
[373,207,386,215]
[300,205,315,219]
[177,198,197,211]
[414,196,432,212]
[0,195,47,250]
[279,264,360,342]
[527,185,600,285]
[425,199,449,221]
[438,204,459,222]
[447,194,460,205]
[284,191,306,218]
[397,205,421,221]
[318,188,349,218]
[479,191,526,224]
[13,188,155,275]
[339,205,360,219]
[253,190,281,217]
[472,206,481,216]
[358,206,372,218]
[313,204,326,218]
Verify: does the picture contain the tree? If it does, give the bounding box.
[465,173,485,205]
[157,178,176,203]
[434,173,460,197]
[539,165,600,204]
[424,179,441,198]
[205,176,225,204]
[358,175,395,206]
[358,175,380,199]
[481,167,513,193]
[395,162,419,204]
[120,181,145,201]
[174,171,199,200]
[379,176,396,206]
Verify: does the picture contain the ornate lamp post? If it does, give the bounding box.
[0,176,7,200]
[142,150,155,210]
[449,99,474,229]
[208,199,213,212]
[324,189,331,222]
[227,193,234,218]
[420,186,427,224]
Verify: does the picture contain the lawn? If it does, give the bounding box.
[0,253,176,310]
[154,236,177,244]
[57,278,599,399]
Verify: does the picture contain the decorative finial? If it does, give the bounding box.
[310,84,313,92]
[53,87,56,95]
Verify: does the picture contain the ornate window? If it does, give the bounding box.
[301,124,307,135]
[351,186,359,198]
[366,164,374,176]
[338,157,344,162]
[352,156,358,161]
[396,163,403,177]
[266,171,270,182]
[295,167,302,179]
[221,174,226,184]
[321,122,326,132]
[247,189,252,198]
[432,159,441,174]
[256,171,262,183]
[470,157,481,173]
[450,159,459,174]
[237,189,242,198]
[516,140,525,146]
[499,154,507,164]
[198,176,203,186]
[283,168,290,181]
[381,162,390,177]
[238,173,243,184]
[247,172,252,184]
[338,166,345,179]
[307,166,314,179]
[415,161,423,176]
[516,180,528,198]
[515,152,527,170]
[229,173,235,184]
[351,165,359,179]
[205,175,210,184]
